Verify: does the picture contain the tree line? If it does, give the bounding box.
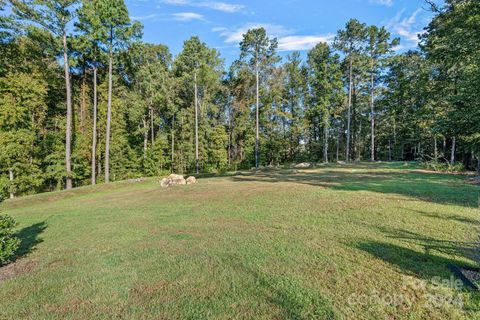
[0,0,478,198]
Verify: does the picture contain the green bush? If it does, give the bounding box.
[0,214,20,266]
[422,161,466,173]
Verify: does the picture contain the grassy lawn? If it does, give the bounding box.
[1,162,479,319]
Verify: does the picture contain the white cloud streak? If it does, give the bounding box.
[171,12,205,21]
[387,8,424,49]
[162,0,245,13]
[131,13,163,21]
[369,0,393,6]
[213,23,333,51]
[278,35,335,51]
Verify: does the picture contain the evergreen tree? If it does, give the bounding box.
[95,0,142,183]
[307,43,344,163]
[333,19,367,162]
[0,71,47,197]
[11,0,79,189]
[239,28,279,168]
[365,26,399,161]
[173,36,225,173]
[283,52,307,161]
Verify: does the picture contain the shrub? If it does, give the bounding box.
[0,214,20,266]
[422,161,466,173]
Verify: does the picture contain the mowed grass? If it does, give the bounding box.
[1,162,479,319]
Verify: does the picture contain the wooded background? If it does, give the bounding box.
[0,0,478,198]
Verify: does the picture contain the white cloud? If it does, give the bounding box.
[213,23,333,51]
[387,8,424,48]
[132,11,206,22]
[131,13,163,21]
[278,35,335,51]
[369,0,393,6]
[171,12,205,21]
[211,26,228,32]
[162,0,245,13]
[214,23,290,44]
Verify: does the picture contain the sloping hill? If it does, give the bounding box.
[1,163,479,319]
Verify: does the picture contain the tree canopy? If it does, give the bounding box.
[0,0,479,198]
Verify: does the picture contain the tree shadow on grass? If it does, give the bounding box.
[0,222,46,282]
[356,241,477,281]
[230,166,480,208]
[355,238,480,313]
[406,208,480,226]
[14,221,47,259]
[355,227,478,281]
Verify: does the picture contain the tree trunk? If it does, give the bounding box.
[477,153,480,176]
[370,67,375,162]
[171,115,175,172]
[346,58,353,162]
[388,139,392,161]
[8,168,14,199]
[143,118,148,162]
[323,117,329,163]
[105,31,113,183]
[434,136,438,162]
[180,116,184,174]
[336,129,340,162]
[450,136,456,164]
[228,113,232,166]
[91,65,98,185]
[63,32,73,190]
[443,137,447,157]
[194,71,199,174]
[393,119,397,160]
[80,73,86,134]
[357,121,362,161]
[150,107,154,147]
[255,58,260,168]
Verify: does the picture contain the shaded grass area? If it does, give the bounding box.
[233,162,478,208]
[0,162,479,319]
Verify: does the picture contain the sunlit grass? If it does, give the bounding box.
[0,162,479,319]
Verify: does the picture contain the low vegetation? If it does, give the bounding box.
[422,161,467,173]
[0,163,479,319]
[0,213,20,266]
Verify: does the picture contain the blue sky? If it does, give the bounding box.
[126,0,434,65]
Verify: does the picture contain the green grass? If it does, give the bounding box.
[1,162,479,319]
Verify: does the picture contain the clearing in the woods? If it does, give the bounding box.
[0,162,479,319]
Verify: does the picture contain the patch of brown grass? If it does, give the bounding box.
[0,258,37,283]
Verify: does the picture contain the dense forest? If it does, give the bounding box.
[0,0,478,199]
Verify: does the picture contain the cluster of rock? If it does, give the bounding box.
[160,174,197,188]
[248,161,349,172]
[294,162,313,169]
[292,161,346,169]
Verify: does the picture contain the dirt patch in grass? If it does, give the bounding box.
[0,258,37,283]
